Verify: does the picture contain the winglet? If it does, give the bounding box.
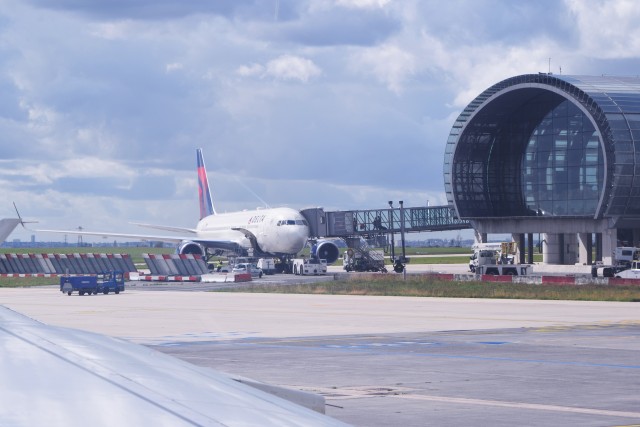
[197,148,216,219]
[13,202,37,229]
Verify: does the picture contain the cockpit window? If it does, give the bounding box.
[277,219,309,226]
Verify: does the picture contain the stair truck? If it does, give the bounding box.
[343,248,387,273]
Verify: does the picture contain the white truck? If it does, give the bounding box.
[614,247,640,269]
[292,258,327,275]
[257,258,277,275]
[469,242,516,273]
[592,247,640,277]
[476,264,533,276]
[614,260,640,279]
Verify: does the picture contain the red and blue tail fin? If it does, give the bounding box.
[197,148,216,219]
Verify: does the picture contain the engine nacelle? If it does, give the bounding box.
[315,240,340,264]
[177,241,205,256]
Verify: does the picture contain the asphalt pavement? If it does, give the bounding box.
[1,285,638,426]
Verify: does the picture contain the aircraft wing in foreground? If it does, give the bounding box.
[0,306,349,426]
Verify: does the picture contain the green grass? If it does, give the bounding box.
[214,275,640,302]
[0,246,173,266]
[0,276,58,287]
[0,246,175,287]
[3,246,638,302]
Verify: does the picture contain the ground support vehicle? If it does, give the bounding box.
[592,247,640,277]
[476,264,533,276]
[614,247,640,269]
[343,249,387,273]
[614,261,640,279]
[60,276,99,296]
[98,271,125,294]
[60,271,125,296]
[232,263,263,278]
[257,258,277,275]
[469,242,516,273]
[292,258,327,275]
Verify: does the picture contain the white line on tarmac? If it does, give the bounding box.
[395,394,640,418]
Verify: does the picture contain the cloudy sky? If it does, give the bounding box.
[2,0,640,242]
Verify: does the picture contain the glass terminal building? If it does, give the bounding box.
[444,74,640,264]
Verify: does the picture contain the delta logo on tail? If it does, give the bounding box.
[197,148,216,219]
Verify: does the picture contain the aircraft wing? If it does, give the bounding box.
[130,222,198,234]
[35,227,241,252]
[0,306,349,426]
[36,227,188,244]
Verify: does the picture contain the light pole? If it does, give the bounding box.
[399,200,406,263]
[388,201,395,263]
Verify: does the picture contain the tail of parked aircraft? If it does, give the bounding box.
[197,148,216,219]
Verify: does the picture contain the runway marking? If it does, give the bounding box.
[395,394,640,418]
[306,386,640,419]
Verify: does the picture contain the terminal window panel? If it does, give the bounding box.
[521,100,604,217]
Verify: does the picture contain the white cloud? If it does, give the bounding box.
[3,0,640,242]
[351,44,416,93]
[236,63,264,78]
[265,55,322,82]
[566,0,640,59]
[89,21,133,40]
[334,0,392,9]
[236,55,322,83]
[165,62,184,72]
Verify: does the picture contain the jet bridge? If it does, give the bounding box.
[301,205,471,239]
[301,205,471,272]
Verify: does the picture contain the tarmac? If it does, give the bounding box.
[1,263,639,426]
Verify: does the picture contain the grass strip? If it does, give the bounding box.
[214,276,640,302]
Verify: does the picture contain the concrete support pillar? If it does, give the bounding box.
[602,229,617,265]
[634,229,640,247]
[543,233,578,265]
[543,233,561,264]
[564,233,578,264]
[595,233,603,262]
[527,233,534,264]
[474,230,487,245]
[578,233,592,265]
[513,233,525,264]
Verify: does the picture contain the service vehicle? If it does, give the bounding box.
[592,246,640,277]
[614,247,640,269]
[614,261,640,279]
[292,257,327,275]
[257,258,277,275]
[469,242,516,273]
[60,270,125,296]
[342,249,387,273]
[476,264,533,276]
[232,263,263,278]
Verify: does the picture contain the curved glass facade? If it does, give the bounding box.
[444,74,640,219]
[522,100,604,216]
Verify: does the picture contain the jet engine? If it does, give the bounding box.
[314,240,340,264]
[177,241,205,256]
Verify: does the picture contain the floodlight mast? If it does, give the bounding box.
[388,201,395,262]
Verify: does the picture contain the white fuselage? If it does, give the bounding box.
[195,207,310,255]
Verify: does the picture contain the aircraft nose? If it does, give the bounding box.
[280,225,308,253]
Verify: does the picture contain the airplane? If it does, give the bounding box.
[34,149,340,270]
[0,305,349,426]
